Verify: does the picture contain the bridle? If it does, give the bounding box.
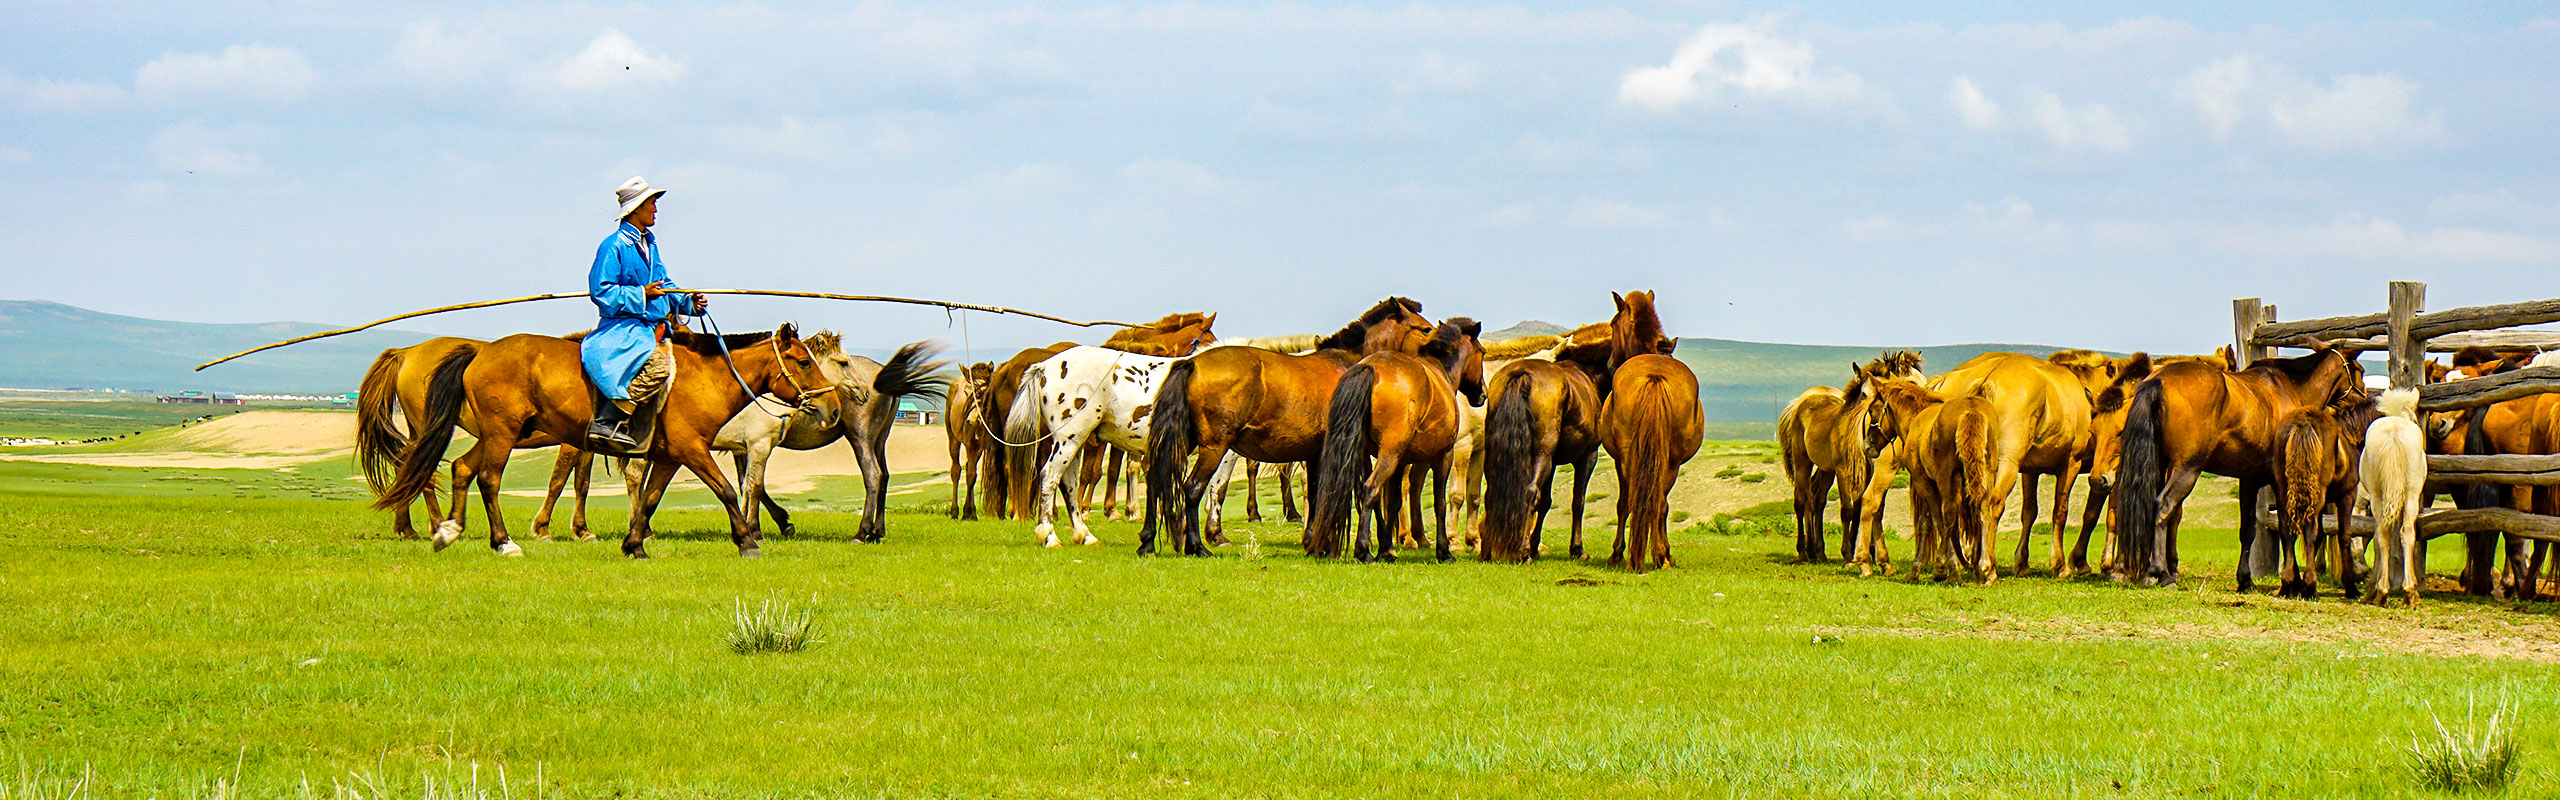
[693,311,833,419]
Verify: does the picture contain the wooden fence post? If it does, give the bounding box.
[2389,281,2427,390]
[2232,298,2264,369]
[2232,297,2281,578]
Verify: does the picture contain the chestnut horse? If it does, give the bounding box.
[1306,318,1485,562]
[2111,344,2365,586]
[1142,298,1436,556]
[1777,351,1922,565]
[356,336,600,542]
[1865,379,2004,581]
[374,325,831,558]
[1477,351,1607,561]
[945,361,993,519]
[1598,291,1698,573]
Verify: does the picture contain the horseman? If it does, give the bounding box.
[584,176,705,453]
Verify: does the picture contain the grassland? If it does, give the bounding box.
[5,406,2560,798]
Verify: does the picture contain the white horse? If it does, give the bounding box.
[1006,345,1239,547]
[712,337,948,543]
[2360,388,2429,607]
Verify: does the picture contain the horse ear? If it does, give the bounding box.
[2121,352,2153,382]
[2092,385,2127,413]
[1203,312,1217,328]
[777,322,798,341]
[1462,318,1483,338]
[1612,291,1627,312]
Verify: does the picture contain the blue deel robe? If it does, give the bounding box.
[581,222,698,400]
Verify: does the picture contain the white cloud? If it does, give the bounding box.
[1396,52,1482,95]
[136,44,317,105]
[389,20,505,84]
[550,30,683,90]
[1119,157,1244,200]
[1947,76,2000,132]
[2022,88,2131,153]
[1492,133,1651,171]
[149,121,269,176]
[16,78,126,112]
[1617,20,1872,113]
[2267,73,2444,154]
[1567,200,1671,230]
[2177,54,2444,154]
[2093,213,2560,265]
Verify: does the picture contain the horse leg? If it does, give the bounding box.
[2048,465,2078,578]
[2234,478,2265,592]
[1803,468,1835,564]
[432,452,476,552]
[2013,472,2040,577]
[1242,460,1262,523]
[959,439,982,521]
[534,446,576,540]
[1104,450,1127,522]
[1529,457,1559,559]
[2072,482,2107,576]
[1570,453,1596,561]
[461,434,523,556]
[1181,443,1231,557]
[624,460,680,558]
[1205,451,1242,548]
[674,448,759,557]
[1607,470,1632,569]
[755,443,798,540]
[568,448,594,541]
[1033,426,1083,547]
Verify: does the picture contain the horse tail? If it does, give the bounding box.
[2277,417,2325,540]
[374,345,475,511]
[875,341,950,402]
[354,346,408,492]
[1481,370,1539,561]
[1956,402,1993,522]
[1145,359,1199,536]
[1006,365,1049,492]
[2111,378,2167,580]
[2459,405,2506,509]
[1621,375,1679,571]
[1308,363,1378,558]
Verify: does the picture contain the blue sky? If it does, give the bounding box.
[4,2,2556,357]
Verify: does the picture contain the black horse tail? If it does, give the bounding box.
[2458,406,2507,510]
[1143,359,1199,551]
[354,346,409,492]
[1307,363,1377,558]
[374,345,475,511]
[874,341,950,402]
[1480,370,1539,561]
[2110,378,2167,582]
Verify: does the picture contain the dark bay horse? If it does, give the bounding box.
[1478,348,1607,561]
[356,336,599,542]
[1142,297,1436,556]
[1306,319,1484,562]
[1598,291,1698,574]
[2111,343,2364,586]
[374,325,831,558]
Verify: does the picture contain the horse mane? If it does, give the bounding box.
[1611,290,1671,364]
[1418,318,1474,370]
[802,330,844,357]
[1106,311,1215,346]
[2377,388,2420,419]
[669,329,778,355]
[1213,334,1321,353]
[1358,296,1423,325]
[2045,349,2111,373]
[2251,347,2340,382]
[1315,321,1370,352]
[1482,334,1561,359]
[562,330,591,342]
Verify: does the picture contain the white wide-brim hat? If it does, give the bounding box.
[614,176,667,220]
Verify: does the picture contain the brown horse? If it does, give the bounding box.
[2445,382,2560,600]
[356,336,600,542]
[1477,354,1606,561]
[374,325,830,558]
[2268,401,2374,598]
[1598,291,1698,573]
[1306,319,1485,561]
[1453,323,1611,549]
[1865,379,2004,581]
[1142,297,1436,556]
[1777,351,1922,565]
[945,361,993,519]
[2112,343,2365,586]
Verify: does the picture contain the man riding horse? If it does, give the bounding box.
[585,176,707,453]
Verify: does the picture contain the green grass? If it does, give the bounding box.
[4,457,2560,798]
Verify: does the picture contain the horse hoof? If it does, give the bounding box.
[778,525,798,539]
[576,532,597,542]
[497,542,524,557]
[627,551,649,560]
[430,521,462,552]
[1078,536,1101,547]
[1041,539,1062,549]
[739,549,761,558]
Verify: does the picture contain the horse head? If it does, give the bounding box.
[1861,379,1940,460]
[1609,291,1675,367]
[762,322,832,407]
[1315,297,1433,355]
[2083,353,2154,490]
[1107,311,1220,356]
[1422,317,1487,406]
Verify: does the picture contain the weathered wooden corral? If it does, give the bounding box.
[2241,281,2560,597]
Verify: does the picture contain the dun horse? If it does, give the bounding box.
[1777,351,1921,565]
[713,338,947,543]
[945,362,993,519]
[1142,298,1435,557]
[1865,379,2004,581]
[2112,343,2364,586]
[374,325,831,558]
[1306,319,1484,562]
[1598,291,1698,573]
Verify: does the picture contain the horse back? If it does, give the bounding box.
[1183,345,1353,461]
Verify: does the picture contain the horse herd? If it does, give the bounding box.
[343,294,2560,602]
[354,291,1704,572]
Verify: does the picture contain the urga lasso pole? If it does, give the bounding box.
[193,289,1143,371]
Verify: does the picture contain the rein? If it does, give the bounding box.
[691,311,829,420]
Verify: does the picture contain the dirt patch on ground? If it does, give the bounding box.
[0,411,353,469]
[0,452,333,469]
[1814,594,2560,663]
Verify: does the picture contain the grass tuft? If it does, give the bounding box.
[720,597,823,655]
[2407,697,2520,791]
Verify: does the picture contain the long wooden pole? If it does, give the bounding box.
[193,289,1140,372]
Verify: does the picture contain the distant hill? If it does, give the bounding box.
[0,300,2086,423]
[1486,320,1570,340]
[0,300,439,394]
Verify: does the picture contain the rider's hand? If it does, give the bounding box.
[692,294,708,314]
[642,281,670,300]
